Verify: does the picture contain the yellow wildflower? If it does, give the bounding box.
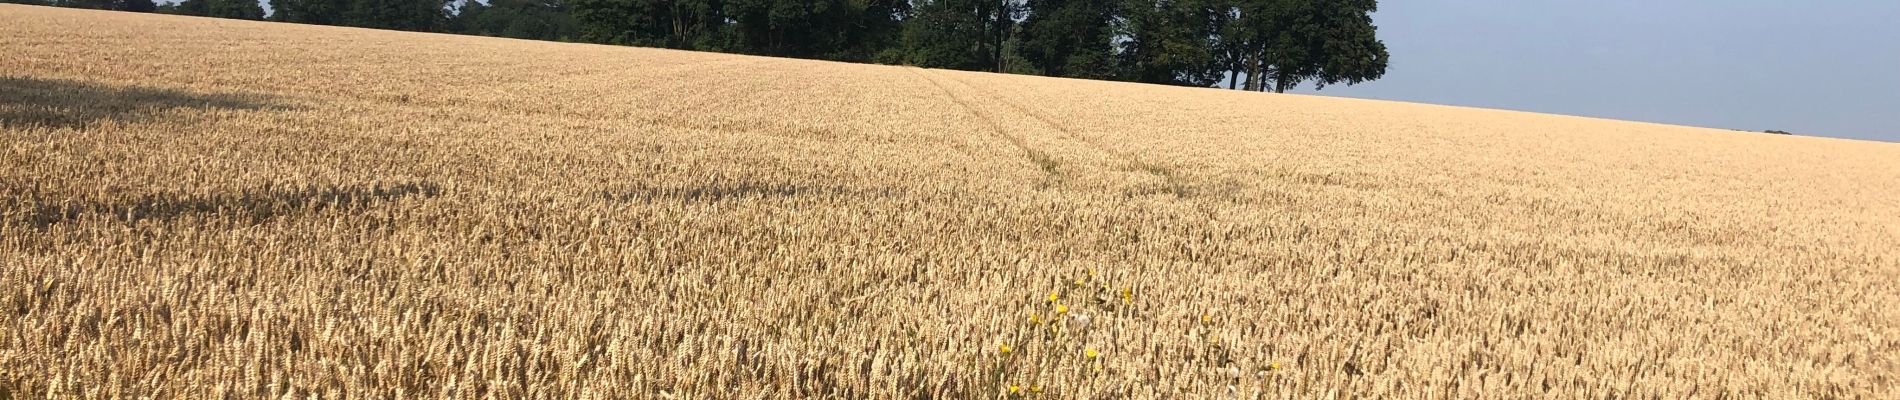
[1031,385,1042,393]
[1047,292,1058,303]
[1055,304,1069,314]
[1029,314,1042,324]
[1085,348,1099,358]
[1269,361,1281,371]
[1121,287,1132,303]
[1009,385,1020,394]
[999,342,1012,354]
[1201,313,1211,323]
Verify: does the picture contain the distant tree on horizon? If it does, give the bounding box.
[12,0,157,12]
[1016,0,1115,79]
[450,0,577,41]
[269,0,349,25]
[265,0,449,31]
[175,0,265,19]
[897,0,1014,70]
[1222,0,1387,92]
[15,0,1394,92]
[1118,0,1225,86]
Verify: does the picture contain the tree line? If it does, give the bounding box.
[11,0,1388,92]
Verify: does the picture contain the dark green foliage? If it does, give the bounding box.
[1220,0,1286,91]
[342,0,451,31]
[570,0,902,62]
[451,0,577,41]
[726,0,853,58]
[24,0,156,11]
[176,0,266,19]
[25,0,1387,91]
[1221,0,1386,92]
[837,0,909,62]
[270,0,350,25]
[1017,0,1116,79]
[570,0,702,47]
[731,0,908,61]
[896,0,1016,70]
[898,0,987,69]
[1118,0,1223,86]
[994,25,1038,74]
[1287,0,1387,91]
[268,0,449,31]
[46,0,106,8]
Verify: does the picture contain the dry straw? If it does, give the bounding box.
[3,5,1897,399]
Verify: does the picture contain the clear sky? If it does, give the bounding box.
[1286,0,1900,143]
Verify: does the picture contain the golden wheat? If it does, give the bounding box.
[3,5,1897,398]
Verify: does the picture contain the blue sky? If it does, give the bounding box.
[1285,0,1900,142]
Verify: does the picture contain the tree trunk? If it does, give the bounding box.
[995,0,1010,72]
[993,1,1006,72]
[671,4,684,48]
[1226,51,1241,90]
[1244,53,1261,91]
[1256,55,1271,92]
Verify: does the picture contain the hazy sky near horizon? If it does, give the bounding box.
[1284,0,1900,142]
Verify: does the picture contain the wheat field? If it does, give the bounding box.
[3,5,1898,399]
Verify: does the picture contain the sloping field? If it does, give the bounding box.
[4,5,1898,398]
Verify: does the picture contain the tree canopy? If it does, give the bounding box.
[451,0,577,41]
[1221,0,1388,92]
[26,0,1389,91]
[174,0,266,19]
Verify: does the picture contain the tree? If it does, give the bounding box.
[270,0,350,25]
[994,24,1037,74]
[25,0,155,11]
[449,0,492,34]
[898,0,1015,71]
[835,0,908,62]
[341,0,451,31]
[570,0,901,61]
[119,0,154,12]
[724,0,841,57]
[1297,0,1387,91]
[571,0,728,49]
[1211,0,1246,88]
[176,0,266,19]
[899,0,983,69]
[1218,0,1283,91]
[1117,0,1222,86]
[266,0,453,31]
[1018,0,1117,79]
[452,0,578,41]
[1221,0,1386,92]
[720,0,904,60]
[50,0,111,8]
